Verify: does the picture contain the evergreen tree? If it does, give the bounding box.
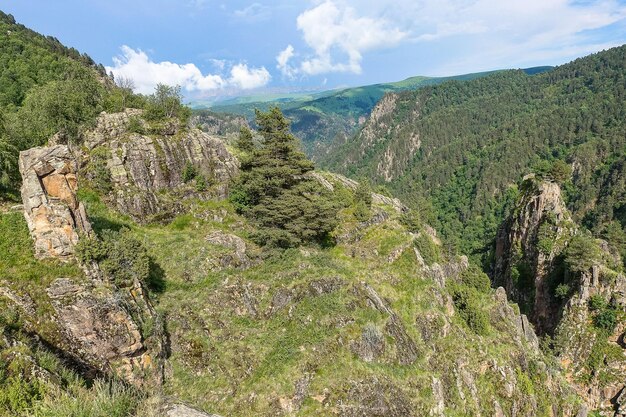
[230,107,338,248]
[236,126,254,153]
[353,178,372,221]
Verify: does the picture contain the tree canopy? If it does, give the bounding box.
[230,107,339,248]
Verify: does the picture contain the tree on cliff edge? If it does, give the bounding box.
[230,107,338,248]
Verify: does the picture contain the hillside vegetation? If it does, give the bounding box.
[320,45,626,267]
[207,68,551,157]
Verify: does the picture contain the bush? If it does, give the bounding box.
[399,210,421,233]
[127,116,144,134]
[564,235,601,273]
[353,180,372,219]
[195,174,208,192]
[414,233,441,265]
[75,229,150,288]
[593,308,617,333]
[181,162,196,183]
[588,294,608,311]
[461,264,491,293]
[451,286,489,335]
[554,283,570,299]
[83,147,112,194]
[144,84,189,122]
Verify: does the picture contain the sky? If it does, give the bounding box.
[3,0,626,100]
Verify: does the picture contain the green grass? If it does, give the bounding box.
[0,212,82,282]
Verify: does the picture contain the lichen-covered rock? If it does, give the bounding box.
[351,324,385,362]
[206,231,253,270]
[45,277,163,386]
[19,145,92,260]
[83,110,239,221]
[163,402,223,417]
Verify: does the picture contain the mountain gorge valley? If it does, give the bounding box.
[0,9,626,417]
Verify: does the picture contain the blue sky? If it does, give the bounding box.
[3,0,626,99]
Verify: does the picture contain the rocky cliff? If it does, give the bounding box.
[19,145,92,260]
[494,176,576,334]
[5,142,164,387]
[494,176,626,414]
[82,109,239,221]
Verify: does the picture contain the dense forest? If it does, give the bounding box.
[209,68,551,158]
[321,45,626,267]
[0,11,149,197]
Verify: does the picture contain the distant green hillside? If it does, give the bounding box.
[320,45,626,267]
[205,67,552,157]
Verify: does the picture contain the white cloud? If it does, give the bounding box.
[229,63,272,89]
[106,46,271,94]
[292,1,407,75]
[276,44,296,78]
[281,0,626,77]
[233,3,271,22]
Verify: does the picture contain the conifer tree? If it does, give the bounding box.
[230,107,338,248]
[236,126,254,153]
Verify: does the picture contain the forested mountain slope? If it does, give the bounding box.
[0,10,143,197]
[207,68,550,158]
[320,45,626,265]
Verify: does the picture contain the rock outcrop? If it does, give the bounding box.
[494,176,574,334]
[494,176,626,414]
[19,145,92,260]
[45,276,164,386]
[11,142,164,386]
[83,109,239,221]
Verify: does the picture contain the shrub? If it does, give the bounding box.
[181,162,196,183]
[414,233,441,265]
[127,116,144,134]
[564,235,601,273]
[75,229,150,288]
[399,210,421,234]
[195,174,208,192]
[144,84,187,121]
[352,179,373,221]
[554,283,570,299]
[593,308,617,333]
[461,264,491,293]
[588,294,608,311]
[83,147,112,194]
[451,286,489,335]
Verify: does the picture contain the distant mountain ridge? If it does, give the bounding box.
[202,66,553,156]
[319,44,626,267]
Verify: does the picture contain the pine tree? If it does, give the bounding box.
[230,107,338,248]
[236,126,254,153]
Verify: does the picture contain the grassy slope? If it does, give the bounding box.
[73,177,578,416]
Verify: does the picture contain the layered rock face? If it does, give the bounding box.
[83,109,239,220]
[13,142,164,386]
[494,176,573,334]
[494,176,626,414]
[45,276,164,386]
[19,145,92,260]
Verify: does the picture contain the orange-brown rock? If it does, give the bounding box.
[19,145,92,261]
